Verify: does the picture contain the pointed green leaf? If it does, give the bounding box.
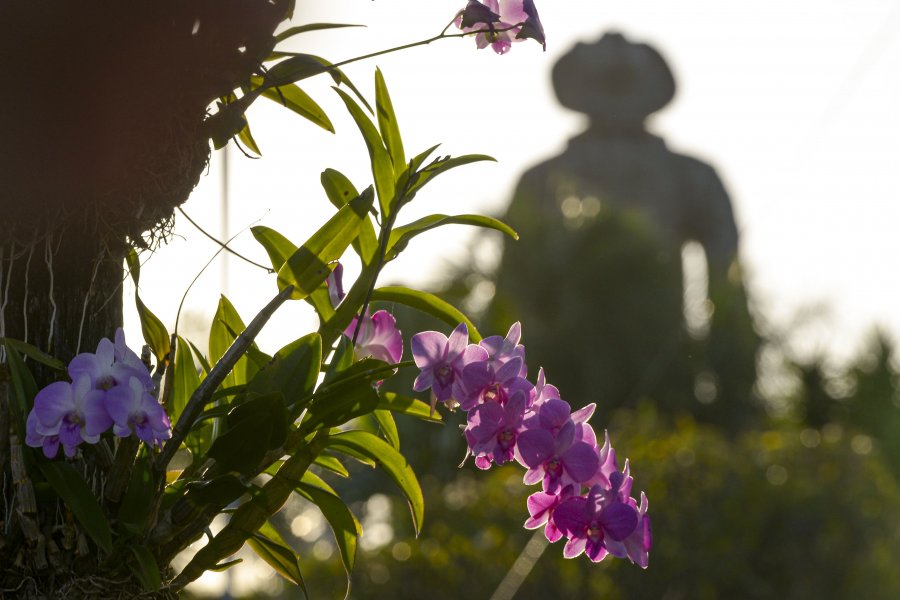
[247,522,308,594]
[173,337,201,423]
[0,338,64,371]
[188,341,211,374]
[126,544,161,592]
[296,476,360,576]
[320,169,377,265]
[277,188,374,300]
[125,249,171,365]
[397,153,496,208]
[118,454,154,531]
[266,54,330,85]
[207,392,289,475]
[387,214,517,260]
[375,68,405,178]
[252,226,297,272]
[251,76,334,133]
[174,336,214,457]
[265,54,372,112]
[209,296,258,389]
[303,368,380,432]
[275,23,364,43]
[249,333,322,412]
[237,121,262,156]
[2,341,36,426]
[377,392,443,423]
[326,430,424,535]
[209,559,243,572]
[313,453,349,478]
[37,461,112,554]
[251,226,337,323]
[333,87,395,218]
[372,409,400,449]
[370,286,481,342]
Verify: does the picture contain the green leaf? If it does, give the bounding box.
[374,68,405,178]
[397,153,496,208]
[126,544,161,592]
[251,227,337,325]
[118,455,155,532]
[266,54,330,85]
[377,392,443,423]
[372,409,400,449]
[252,226,297,272]
[327,430,424,535]
[320,169,378,265]
[210,558,243,572]
[303,361,381,432]
[264,54,372,113]
[370,286,482,342]
[387,214,517,260]
[277,188,374,300]
[37,461,112,553]
[251,76,334,133]
[183,474,249,508]
[207,392,289,475]
[296,475,360,576]
[174,337,214,457]
[275,22,364,43]
[247,521,308,594]
[188,341,212,374]
[209,296,258,389]
[237,121,262,156]
[313,453,349,478]
[249,333,322,413]
[125,249,171,365]
[2,341,36,428]
[333,87,396,218]
[0,338,64,371]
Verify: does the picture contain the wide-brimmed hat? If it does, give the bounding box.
[552,32,676,125]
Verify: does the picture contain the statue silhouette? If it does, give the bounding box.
[489,32,760,429]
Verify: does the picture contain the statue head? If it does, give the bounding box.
[552,32,675,130]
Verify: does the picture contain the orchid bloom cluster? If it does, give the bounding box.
[411,322,652,567]
[456,0,546,55]
[25,329,171,459]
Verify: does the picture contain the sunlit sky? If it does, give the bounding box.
[129,0,900,367]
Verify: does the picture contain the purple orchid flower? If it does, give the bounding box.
[553,485,639,563]
[516,398,599,493]
[523,486,576,542]
[478,321,526,375]
[344,309,403,365]
[458,355,532,411]
[411,323,488,410]
[68,328,153,393]
[105,376,171,447]
[456,0,545,54]
[26,410,63,459]
[530,367,561,407]
[326,262,345,308]
[26,374,111,458]
[464,390,528,469]
[601,492,652,568]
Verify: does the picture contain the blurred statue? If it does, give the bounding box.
[489,32,760,429]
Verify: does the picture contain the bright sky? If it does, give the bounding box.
[129,0,900,367]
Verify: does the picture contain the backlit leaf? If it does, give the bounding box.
[327,430,424,535]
